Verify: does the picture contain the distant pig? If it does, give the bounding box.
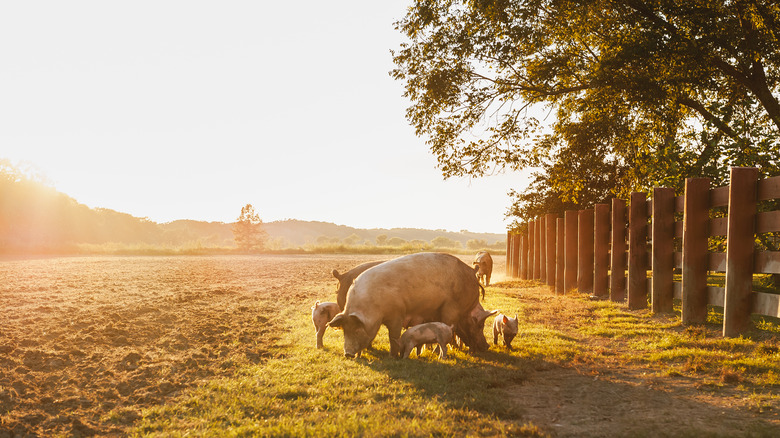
[311,301,340,349]
[399,322,455,360]
[473,251,493,286]
[492,313,519,349]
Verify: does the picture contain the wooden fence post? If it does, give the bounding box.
[652,187,675,313]
[682,178,711,325]
[556,217,565,295]
[529,220,536,280]
[506,232,514,278]
[540,215,547,283]
[578,209,594,295]
[521,229,529,280]
[593,204,610,297]
[527,226,533,280]
[724,167,759,337]
[565,211,578,293]
[546,213,557,288]
[611,199,627,302]
[512,233,521,278]
[534,219,542,280]
[518,231,525,279]
[527,221,533,279]
[506,231,512,277]
[628,192,648,309]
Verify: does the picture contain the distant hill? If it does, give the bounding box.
[0,162,505,253]
[155,219,505,250]
[258,220,504,248]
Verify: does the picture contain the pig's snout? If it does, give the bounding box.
[344,352,356,359]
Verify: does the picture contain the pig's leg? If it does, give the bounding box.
[316,326,326,349]
[438,342,447,359]
[387,321,403,358]
[401,340,412,359]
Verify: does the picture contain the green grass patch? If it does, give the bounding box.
[579,302,676,340]
[132,289,546,437]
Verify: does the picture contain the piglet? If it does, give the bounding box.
[493,313,519,349]
[399,322,455,359]
[311,301,340,349]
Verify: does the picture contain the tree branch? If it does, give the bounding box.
[676,96,742,143]
[620,0,780,132]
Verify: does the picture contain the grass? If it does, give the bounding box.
[575,297,780,389]
[131,291,548,437]
[130,281,780,437]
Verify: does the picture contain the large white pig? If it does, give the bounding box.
[327,252,495,358]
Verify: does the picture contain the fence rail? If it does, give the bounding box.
[505,167,780,337]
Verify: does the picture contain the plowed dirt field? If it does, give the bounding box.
[0,254,399,436]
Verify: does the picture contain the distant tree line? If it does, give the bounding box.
[0,161,506,254]
[311,233,504,251]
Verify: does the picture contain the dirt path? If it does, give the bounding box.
[494,271,780,436]
[506,365,779,437]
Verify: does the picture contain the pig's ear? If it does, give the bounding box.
[502,315,509,324]
[347,314,365,330]
[327,313,363,330]
[327,313,346,328]
[476,309,498,325]
[332,269,342,280]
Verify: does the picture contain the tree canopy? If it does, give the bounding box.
[233,204,268,252]
[392,0,780,223]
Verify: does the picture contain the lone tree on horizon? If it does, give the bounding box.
[233,204,268,253]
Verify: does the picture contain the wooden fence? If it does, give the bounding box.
[505,167,780,337]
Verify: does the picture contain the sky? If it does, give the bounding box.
[0,1,530,235]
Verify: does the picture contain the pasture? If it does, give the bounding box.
[1,254,780,437]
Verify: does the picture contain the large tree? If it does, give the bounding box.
[392,0,780,222]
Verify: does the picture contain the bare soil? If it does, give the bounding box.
[1,254,779,437]
[0,254,396,437]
